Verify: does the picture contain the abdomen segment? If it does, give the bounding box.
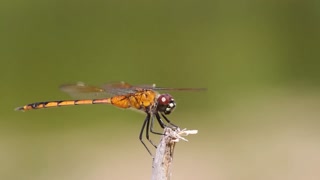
[15,99,111,111]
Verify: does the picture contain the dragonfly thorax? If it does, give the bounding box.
[156,94,176,114]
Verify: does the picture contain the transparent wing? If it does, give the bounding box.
[60,81,207,99]
[152,87,207,91]
[102,82,206,92]
[101,81,156,95]
[100,81,136,95]
[59,82,112,99]
[60,82,140,99]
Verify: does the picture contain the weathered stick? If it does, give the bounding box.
[151,127,198,180]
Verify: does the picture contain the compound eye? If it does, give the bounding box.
[158,94,171,105]
[157,94,176,114]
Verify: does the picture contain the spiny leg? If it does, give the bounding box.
[139,113,153,156]
[161,112,178,128]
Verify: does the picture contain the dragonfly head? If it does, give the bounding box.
[156,94,176,115]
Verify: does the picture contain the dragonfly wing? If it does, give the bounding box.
[102,81,133,89]
[100,82,141,96]
[60,81,206,99]
[152,87,207,91]
[103,82,206,92]
[59,82,112,99]
[100,82,206,94]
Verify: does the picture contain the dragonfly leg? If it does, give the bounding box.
[161,113,178,128]
[150,113,165,135]
[146,115,157,148]
[139,113,153,156]
[155,113,166,129]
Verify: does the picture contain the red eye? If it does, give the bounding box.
[157,94,172,105]
[156,94,176,114]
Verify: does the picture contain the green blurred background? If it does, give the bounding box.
[1,0,320,179]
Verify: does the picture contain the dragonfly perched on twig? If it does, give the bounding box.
[15,82,206,155]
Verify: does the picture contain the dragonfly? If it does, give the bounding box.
[15,82,206,155]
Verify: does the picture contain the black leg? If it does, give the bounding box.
[161,113,178,128]
[138,112,179,155]
[150,113,165,135]
[146,114,157,148]
[155,113,166,128]
[139,113,153,156]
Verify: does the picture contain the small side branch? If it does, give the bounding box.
[151,127,198,180]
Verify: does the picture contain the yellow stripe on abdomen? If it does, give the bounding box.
[15,98,112,111]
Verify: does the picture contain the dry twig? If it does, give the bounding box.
[151,127,198,180]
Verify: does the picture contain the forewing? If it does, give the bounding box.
[60,81,206,99]
[152,87,207,91]
[100,81,141,96]
[59,82,111,99]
